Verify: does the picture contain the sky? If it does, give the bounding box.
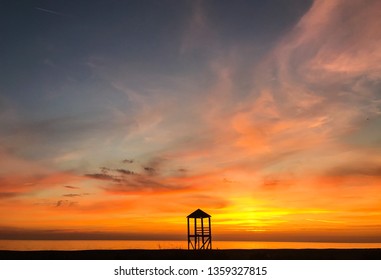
[1,0,381,242]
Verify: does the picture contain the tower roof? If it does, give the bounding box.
[187,208,211,218]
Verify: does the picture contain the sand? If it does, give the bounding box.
[1,249,381,260]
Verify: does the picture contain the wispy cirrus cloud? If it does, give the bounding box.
[263,0,381,122]
[215,0,381,172]
[180,0,213,54]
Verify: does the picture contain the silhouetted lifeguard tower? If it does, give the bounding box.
[187,209,212,250]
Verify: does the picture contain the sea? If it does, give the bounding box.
[0,240,380,251]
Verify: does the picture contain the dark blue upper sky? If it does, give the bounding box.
[1,0,311,120]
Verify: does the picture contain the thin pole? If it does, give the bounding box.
[209,217,212,249]
[201,217,204,249]
[194,217,197,249]
[187,217,190,250]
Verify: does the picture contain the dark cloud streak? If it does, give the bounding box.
[85,161,187,193]
[63,194,81,197]
[327,164,381,178]
[56,200,77,207]
[0,192,19,199]
[64,185,80,189]
[115,169,135,175]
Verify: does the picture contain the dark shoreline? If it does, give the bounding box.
[1,248,381,260]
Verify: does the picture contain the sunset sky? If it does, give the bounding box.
[1,0,381,243]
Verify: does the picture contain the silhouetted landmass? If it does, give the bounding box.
[1,249,380,260]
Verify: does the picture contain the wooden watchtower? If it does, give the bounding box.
[187,209,212,250]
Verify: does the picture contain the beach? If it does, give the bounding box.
[1,249,380,260]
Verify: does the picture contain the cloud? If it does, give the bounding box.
[206,0,381,176]
[115,169,135,175]
[0,111,138,166]
[327,164,381,178]
[85,164,189,194]
[80,0,381,211]
[63,185,80,189]
[0,148,85,201]
[100,167,111,173]
[265,0,381,119]
[56,200,77,207]
[180,0,213,54]
[143,167,156,175]
[181,194,229,209]
[85,173,121,183]
[0,192,20,199]
[261,175,294,191]
[35,7,70,17]
[85,166,136,183]
[300,0,381,80]
[0,226,182,240]
[62,194,82,197]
